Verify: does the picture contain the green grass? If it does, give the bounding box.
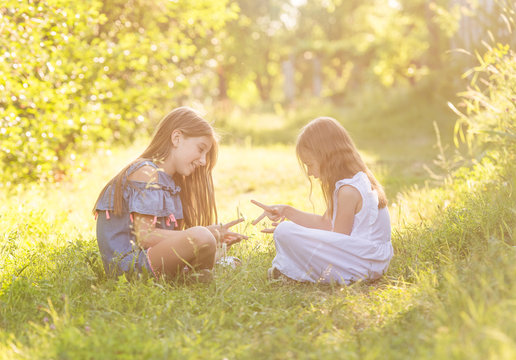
[1,102,516,358]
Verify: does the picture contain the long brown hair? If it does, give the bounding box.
[93,107,218,228]
[296,117,387,215]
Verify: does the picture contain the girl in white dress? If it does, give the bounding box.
[252,117,393,284]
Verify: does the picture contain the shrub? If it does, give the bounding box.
[0,0,235,184]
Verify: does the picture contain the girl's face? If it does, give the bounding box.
[170,132,213,176]
[301,153,320,179]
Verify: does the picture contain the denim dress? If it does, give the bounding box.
[95,160,183,277]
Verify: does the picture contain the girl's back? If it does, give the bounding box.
[332,171,391,244]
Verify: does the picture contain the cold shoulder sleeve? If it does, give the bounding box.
[124,180,183,219]
[94,160,183,220]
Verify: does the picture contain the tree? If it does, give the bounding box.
[0,0,236,183]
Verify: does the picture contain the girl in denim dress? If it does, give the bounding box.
[93,107,246,281]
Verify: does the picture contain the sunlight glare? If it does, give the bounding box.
[388,0,402,10]
[290,0,307,6]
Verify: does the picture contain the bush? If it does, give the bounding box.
[452,42,516,159]
[0,0,235,184]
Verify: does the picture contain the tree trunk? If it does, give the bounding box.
[282,56,295,103]
[255,75,270,102]
[217,66,228,100]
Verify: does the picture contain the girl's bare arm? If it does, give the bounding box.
[281,206,331,230]
[332,185,362,235]
[251,200,331,231]
[132,213,189,249]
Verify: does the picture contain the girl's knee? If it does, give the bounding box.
[186,226,216,254]
[274,221,296,243]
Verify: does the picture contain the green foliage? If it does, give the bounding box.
[454,43,516,158]
[210,0,471,108]
[430,6,516,180]
[213,0,291,102]
[4,0,505,185]
[0,0,235,184]
[284,0,452,95]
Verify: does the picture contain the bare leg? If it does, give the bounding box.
[147,226,216,278]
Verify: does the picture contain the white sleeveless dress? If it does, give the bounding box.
[271,171,393,284]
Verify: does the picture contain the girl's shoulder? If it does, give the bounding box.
[125,160,175,188]
[127,164,159,183]
[126,160,158,177]
[335,183,362,205]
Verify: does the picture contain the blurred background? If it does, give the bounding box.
[1,0,514,185]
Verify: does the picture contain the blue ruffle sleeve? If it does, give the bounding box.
[125,181,183,219]
[95,160,183,221]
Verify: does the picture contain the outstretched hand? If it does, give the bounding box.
[210,218,248,247]
[251,200,287,233]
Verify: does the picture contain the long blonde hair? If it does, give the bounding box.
[296,117,387,215]
[93,107,218,228]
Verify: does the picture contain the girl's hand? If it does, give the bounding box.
[208,218,249,247]
[251,200,287,228]
[260,218,286,234]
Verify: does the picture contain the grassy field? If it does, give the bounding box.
[1,98,516,359]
